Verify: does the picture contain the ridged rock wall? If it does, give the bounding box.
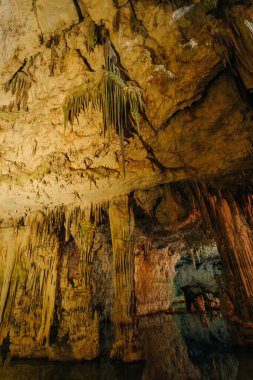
[192,179,253,329]
[0,207,103,360]
[0,182,224,360]
[135,238,180,316]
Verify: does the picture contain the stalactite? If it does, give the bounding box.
[193,183,253,323]
[79,219,95,287]
[4,70,32,110]
[37,245,59,346]
[158,185,187,226]
[0,229,17,324]
[0,203,105,359]
[51,207,100,361]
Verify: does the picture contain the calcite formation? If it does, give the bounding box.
[193,180,253,321]
[109,195,143,361]
[0,0,253,363]
[0,184,222,360]
[0,207,101,360]
[0,0,252,218]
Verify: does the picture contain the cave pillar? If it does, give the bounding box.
[109,195,143,361]
[199,187,253,323]
[48,208,100,361]
[215,193,253,322]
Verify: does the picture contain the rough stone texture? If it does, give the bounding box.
[0,0,253,360]
[135,238,180,316]
[133,181,220,316]
[176,242,221,294]
[134,237,221,316]
[0,207,106,360]
[0,184,223,361]
[0,1,252,219]
[36,0,78,34]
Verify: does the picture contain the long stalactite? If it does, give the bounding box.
[0,205,103,360]
[192,182,253,324]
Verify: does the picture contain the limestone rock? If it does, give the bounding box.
[0,1,252,218]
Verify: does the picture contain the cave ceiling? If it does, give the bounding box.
[0,0,253,220]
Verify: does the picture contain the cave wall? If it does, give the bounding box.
[0,184,222,360]
[0,176,253,360]
[0,208,104,360]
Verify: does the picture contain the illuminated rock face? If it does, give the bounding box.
[134,238,180,316]
[0,186,221,361]
[0,0,252,218]
[0,0,253,361]
[193,184,253,322]
[0,179,252,360]
[0,208,101,360]
[109,196,143,362]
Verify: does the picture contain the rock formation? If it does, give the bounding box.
[0,0,253,366]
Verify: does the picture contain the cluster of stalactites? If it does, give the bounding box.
[191,182,253,321]
[0,202,106,348]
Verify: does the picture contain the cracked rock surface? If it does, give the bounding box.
[0,0,252,221]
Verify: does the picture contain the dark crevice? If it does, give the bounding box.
[76,49,95,72]
[113,0,131,8]
[136,132,197,177]
[0,333,11,365]
[129,0,137,18]
[159,63,225,131]
[49,225,65,346]
[108,41,130,79]
[72,0,84,22]
[6,60,28,84]
[136,133,168,174]
[233,69,253,108]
